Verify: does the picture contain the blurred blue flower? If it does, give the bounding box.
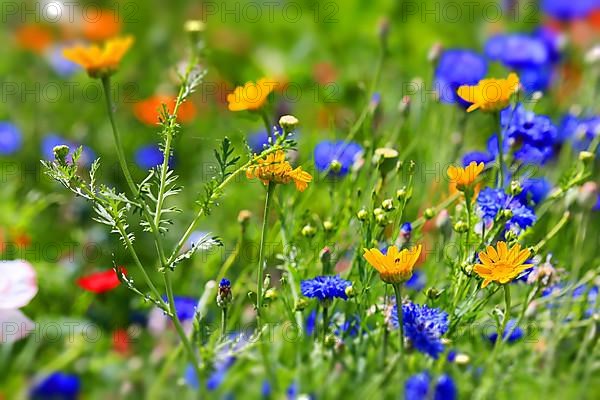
[247,126,285,153]
[485,33,549,68]
[30,372,80,400]
[46,44,80,76]
[434,49,487,105]
[305,309,318,336]
[287,381,298,400]
[487,319,524,343]
[262,380,272,398]
[41,134,95,167]
[517,65,554,93]
[517,178,552,205]
[462,150,494,167]
[0,121,22,155]
[558,114,600,151]
[134,144,174,169]
[333,314,361,337]
[301,275,351,301]
[405,270,426,292]
[541,0,597,20]
[162,296,197,321]
[405,372,457,400]
[391,301,449,359]
[313,140,363,176]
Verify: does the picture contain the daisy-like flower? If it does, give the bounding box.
[447,161,484,190]
[62,36,134,78]
[363,244,422,284]
[474,241,532,288]
[246,150,312,192]
[227,78,277,111]
[457,73,520,113]
[300,275,352,302]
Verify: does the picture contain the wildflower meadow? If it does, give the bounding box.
[2,0,600,399]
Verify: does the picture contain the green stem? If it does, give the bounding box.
[260,109,272,141]
[391,283,404,375]
[101,76,138,196]
[495,112,504,188]
[322,306,329,347]
[164,271,202,382]
[256,182,275,326]
[221,307,228,341]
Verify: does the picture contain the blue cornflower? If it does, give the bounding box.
[162,296,197,321]
[262,380,272,398]
[476,187,537,232]
[517,65,555,93]
[305,309,318,336]
[434,49,487,105]
[485,33,549,68]
[41,134,95,167]
[487,319,524,343]
[390,301,449,359]
[0,122,22,155]
[333,314,361,337]
[134,144,174,169]
[405,372,457,400]
[541,0,597,20]
[517,177,553,205]
[558,114,600,151]
[30,372,80,400]
[313,140,363,176]
[461,133,508,167]
[287,381,299,400]
[300,275,351,301]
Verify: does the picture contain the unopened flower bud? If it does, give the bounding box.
[357,209,368,221]
[279,115,299,133]
[428,42,443,64]
[184,20,205,33]
[399,96,411,115]
[301,224,316,237]
[579,151,594,162]
[453,221,468,233]
[238,210,252,225]
[294,298,308,311]
[323,220,334,232]
[382,198,394,211]
[373,207,385,216]
[320,247,332,265]
[454,353,470,365]
[509,180,523,196]
[264,288,277,301]
[329,160,342,173]
[375,213,388,226]
[426,287,441,299]
[373,147,399,176]
[423,208,435,220]
[500,209,513,219]
[263,274,271,289]
[577,182,598,208]
[53,145,70,165]
[435,209,450,229]
[216,278,232,308]
[345,285,356,298]
[396,187,407,201]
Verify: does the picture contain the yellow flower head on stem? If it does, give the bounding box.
[62,36,134,78]
[227,78,278,111]
[457,73,520,113]
[246,150,312,191]
[447,161,484,191]
[363,244,422,284]
[474,241,532,288]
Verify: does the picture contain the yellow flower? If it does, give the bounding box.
[363,245,422,284]
[457,73,520,113]
[474,242,532,288]
[227,78,278,111]
[447,161,484,190]
[62,36,134,78]
[246,150,312,191]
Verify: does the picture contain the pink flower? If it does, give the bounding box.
[0,260,38,309]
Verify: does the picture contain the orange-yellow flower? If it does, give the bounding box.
[133,95,197,126]
[82,10,121,41]
[62,36,134,78]
[227,78,277,111]
[246,150,312,191]
[363,245,422,284]
[447,161,484,191]
[474,242,532,288]
[14,24,53,53]
[457,73,520,113]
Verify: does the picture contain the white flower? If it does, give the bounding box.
[0,260,38,309]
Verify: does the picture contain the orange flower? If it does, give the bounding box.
[363,245,422,284]
[227,78,277,111]
[457,73,520,112]
[447,161,484,191]
[82,10,121,41]
[133,95,197,125]
[246,150,312,191]
[14,24,53,53]
[62,36,134,78]
[474,242,532,288]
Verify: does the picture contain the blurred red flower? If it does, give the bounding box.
[76,268,125,294]
[133,95,197,125]
[14,24,53,53]
[112,328,130,355]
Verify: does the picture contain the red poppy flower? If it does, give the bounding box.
[133,95,197,126]
[112,328,130,354]
[76,268,125,294]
